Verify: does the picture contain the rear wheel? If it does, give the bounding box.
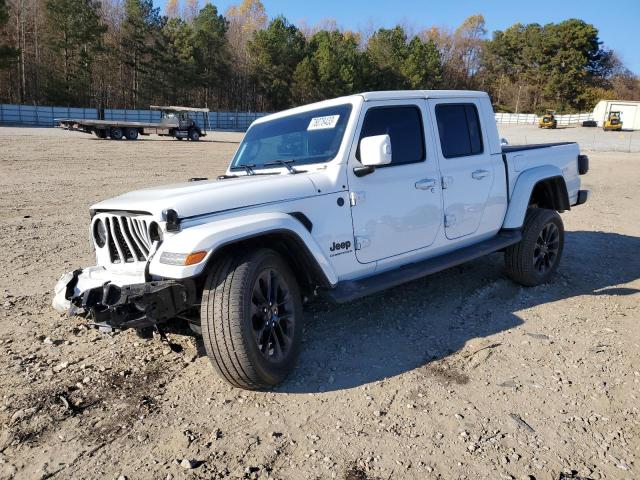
[504,208,564,286]
[110,127,124,140]
[188,129,200,141]
[125,128,139,140]
[200,249,303,389]
[94,129,107,139]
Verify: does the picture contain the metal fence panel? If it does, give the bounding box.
[495,111,594,125]
[1,103,269,131]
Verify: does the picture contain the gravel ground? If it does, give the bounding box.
[0,126,638,480]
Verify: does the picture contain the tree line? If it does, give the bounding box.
[0,0,638,113]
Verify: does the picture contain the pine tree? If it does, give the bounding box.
[0,0,19,69]
[43,0,105,104]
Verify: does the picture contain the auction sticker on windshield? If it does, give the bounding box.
[308,115,340,130]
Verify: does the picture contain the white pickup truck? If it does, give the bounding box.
[53,90,589,389]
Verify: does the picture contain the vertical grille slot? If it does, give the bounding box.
[100,213,154,265]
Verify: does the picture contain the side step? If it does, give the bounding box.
[325,230,522,303]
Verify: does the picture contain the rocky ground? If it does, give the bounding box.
[0,126,638,480]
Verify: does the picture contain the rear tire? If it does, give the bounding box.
[110,127,124,140]
[125,128,139,140]
[200,249,303,389]
[504,208,564,287]
[94,129,107,139]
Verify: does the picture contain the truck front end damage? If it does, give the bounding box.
[52,210,199,334]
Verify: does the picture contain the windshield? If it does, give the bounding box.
[231,104,353,170]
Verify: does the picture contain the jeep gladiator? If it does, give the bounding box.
[52,90,590,389]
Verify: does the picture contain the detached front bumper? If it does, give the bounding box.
[52,267,195,331]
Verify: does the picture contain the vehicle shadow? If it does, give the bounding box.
[277,230,640,393]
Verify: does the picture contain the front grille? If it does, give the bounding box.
[102,214,153,264]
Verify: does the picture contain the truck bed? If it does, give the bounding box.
[502,141,581,207]
[502,142,574,153]
[59,119,163,129]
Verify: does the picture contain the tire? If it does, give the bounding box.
[125,128,139,140]
[504,208,564,287]
[94,129,107,139]
[188,129,200,141]
[201,248,303,389]
[110,127,124,140]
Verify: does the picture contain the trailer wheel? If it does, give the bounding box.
[110,127,124,140]
[125,128,139,140]
[188,129,200,141]
[94,129,107,139]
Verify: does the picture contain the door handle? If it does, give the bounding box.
[415,178,438,190]
[472,169,490,180]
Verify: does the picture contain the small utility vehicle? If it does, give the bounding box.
[538,110,557,129]
[603,111,622,131]
[53,91,589,389]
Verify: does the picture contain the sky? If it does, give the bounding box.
[156,0,640,74]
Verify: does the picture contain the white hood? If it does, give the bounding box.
[91,173,319,219]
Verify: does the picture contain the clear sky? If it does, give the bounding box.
[156,0,640,74]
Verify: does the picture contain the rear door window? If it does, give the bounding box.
[435,104,483,158]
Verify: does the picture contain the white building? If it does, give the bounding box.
[592,100,640,130]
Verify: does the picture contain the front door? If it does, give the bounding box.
[347,100,442,264]
[428,99,494,240]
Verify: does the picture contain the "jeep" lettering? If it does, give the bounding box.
[330,240,352,252]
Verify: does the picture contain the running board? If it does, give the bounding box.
[325,230,522,303]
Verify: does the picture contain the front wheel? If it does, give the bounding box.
[200,249,303,389]
[188,129,200,141]
[504,208,564,286]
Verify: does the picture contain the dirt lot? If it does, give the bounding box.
[0,126,638,480]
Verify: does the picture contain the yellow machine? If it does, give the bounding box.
[603,111,622,131]
[538,110,557,129]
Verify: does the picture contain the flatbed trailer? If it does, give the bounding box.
[58,106,209,141]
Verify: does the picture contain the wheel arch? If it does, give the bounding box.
[201,230,334,295]
[503,166,570,229]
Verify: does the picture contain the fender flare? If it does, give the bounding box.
[502,165,568,229]
[148,212,338,286]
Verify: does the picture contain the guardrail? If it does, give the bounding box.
[0,104,270,131]
[495,112,594,126]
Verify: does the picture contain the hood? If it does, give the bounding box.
[91,173,318,219]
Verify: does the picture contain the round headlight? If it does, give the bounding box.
[149,221,163,243]
[93,219,107,248]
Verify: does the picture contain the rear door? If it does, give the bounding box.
[347,100,442,264]
[428,99,494,240]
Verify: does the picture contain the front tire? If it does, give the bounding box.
[200,249,303,389]
[188,129,200,141]
[505,208,564,286]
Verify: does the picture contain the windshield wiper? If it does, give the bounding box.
[242,164,256,175]
[264,159,303,174]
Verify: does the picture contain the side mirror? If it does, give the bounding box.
[354,134,392,177]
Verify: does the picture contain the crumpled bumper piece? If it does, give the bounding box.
[52,266,145,313]
[73,280,196,330]
[52,266,195,331]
